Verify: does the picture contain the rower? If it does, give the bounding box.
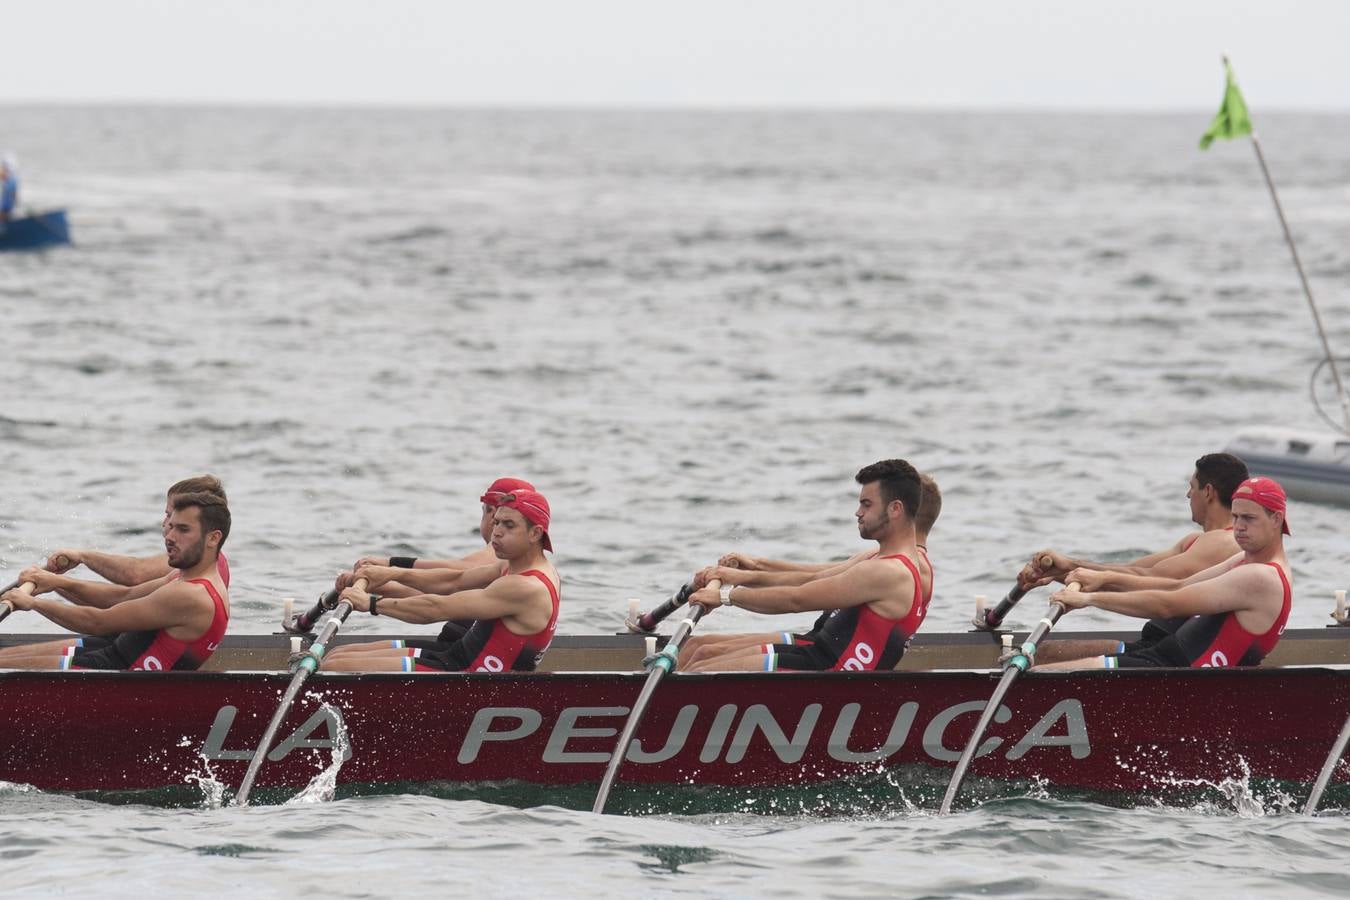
[682,472,941,666]
[1036,476,1293,670]
[0,492,231,671]
[684,459,931,672]
[329,476,536,649]
[11,477,230,661]
[45,474,231,589]
[323,489,560,672]
[345,476,535,588]
[1008,452,1248,664]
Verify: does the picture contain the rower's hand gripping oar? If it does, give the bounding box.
[1304,707,1350,815]
[594,579,718,814]
[0,556,67,626]
[940,582,1078,815]
[625,582,695,634]
[0,581,37,626]
[973,555,1055,632]
[233,578,364,806]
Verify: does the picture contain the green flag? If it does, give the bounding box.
[1199,58,1253,149]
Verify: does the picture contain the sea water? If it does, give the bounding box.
[1,106,1349,897]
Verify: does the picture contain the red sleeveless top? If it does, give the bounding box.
[125,578,229,671]
[464,569,560,672]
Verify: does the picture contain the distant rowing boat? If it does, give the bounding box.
[0,209,71,251]
[4,627,1350,803]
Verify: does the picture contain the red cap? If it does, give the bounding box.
[497,489,552,552]
[1232,476,1291,535]
[480,477,535,507]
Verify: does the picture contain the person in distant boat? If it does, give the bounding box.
[323,489,560,673]
[684,459,930,672]
[1003,452,1248,664]
[0,492,232,671]
[1034,476,1292,670]
[0,154,17,224]
[681,472,941,667]
[43,474,231,592]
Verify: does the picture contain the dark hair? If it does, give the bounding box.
[916,473,942,537]
[1195,453,1249,509]
[171,491,232,550]
[168,474,226,502]
[855,459,922,522]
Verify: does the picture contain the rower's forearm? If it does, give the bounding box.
[1085,589,1176,619]
[54,578,130,609]
[374,595,446,625]
[30,599,115,635]
[390,569,464,594]
[731,585,810,615]
[79,551,169,587]
[737,570,815,588]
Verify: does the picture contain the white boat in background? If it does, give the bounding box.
[1226,426,1350,507]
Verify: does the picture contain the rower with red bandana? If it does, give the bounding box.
[1039,476,1293,670]
[325,488,560,673]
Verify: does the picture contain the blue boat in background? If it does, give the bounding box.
[0,209,71,251]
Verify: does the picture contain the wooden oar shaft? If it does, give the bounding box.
[593,580,716,814]
[982,555,1055,629]
[1304,711,1350,815]
[233,578,365,806]
[941,588,1073,814]
[631,583,694,634]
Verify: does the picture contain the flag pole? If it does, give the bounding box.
[1223,56,1350,432]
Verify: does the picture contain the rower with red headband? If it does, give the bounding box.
[325,488,560,672]
[1036,476,1293,670]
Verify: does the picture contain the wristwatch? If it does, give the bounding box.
[369,594,383,616]
[719,584,736,607]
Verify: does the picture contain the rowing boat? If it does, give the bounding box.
[3,627,1350,804]
[0,209,70,251]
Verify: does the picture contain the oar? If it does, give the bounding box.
[1304,713,1350,815]
[233,578,364,806]
[940,584,1078,814]
[626,582,694,634]
[0,581,35,626]
[594,579,717,814]
[976,554,1054,631]
[285,588,340,634]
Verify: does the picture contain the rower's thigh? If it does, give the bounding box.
[323,649,416,671]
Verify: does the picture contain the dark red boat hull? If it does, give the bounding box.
[3,666,1345,796]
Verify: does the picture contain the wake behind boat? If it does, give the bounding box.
[4,625,1350,806]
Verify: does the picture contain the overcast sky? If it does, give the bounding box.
[7,1,1348,110]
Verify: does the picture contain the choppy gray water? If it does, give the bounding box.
[1,107,1349,896]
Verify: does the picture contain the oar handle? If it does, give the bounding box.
[287,588,341,634]
[0,581,36,623]
[630,582,694,634]
[981,555,1055,630]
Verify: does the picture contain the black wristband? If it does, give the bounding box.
[369,594,382,616]
[390,557,417,569]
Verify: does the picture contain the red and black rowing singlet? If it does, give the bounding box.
[415,569,560,672]
[1154,562,1291,668]
[796,548,933,646]
[782,553,925,672]
[111,578,230,671]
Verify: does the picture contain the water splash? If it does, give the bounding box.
[285,703,351,805]
[179,735,229,810]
